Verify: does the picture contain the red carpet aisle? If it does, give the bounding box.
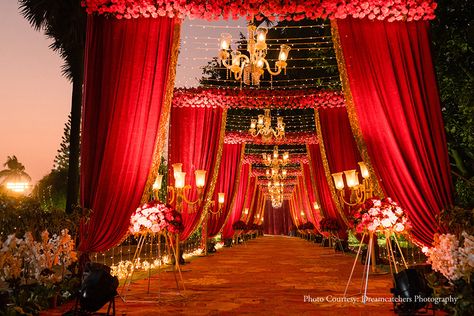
[46,236,396,315]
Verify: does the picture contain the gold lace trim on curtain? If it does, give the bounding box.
[141,20,182,203]
[331,20,384,198]
[220,144,246,230]
[306,144,325,219]
[314,109,349,226]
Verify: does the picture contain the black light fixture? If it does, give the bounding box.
[391,267,433,315]
[71,262,119,315]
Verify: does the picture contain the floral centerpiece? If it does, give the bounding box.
[319,218,340,232]
[232,220,247,231]
[350,197,411,234]
[129,200,183,235]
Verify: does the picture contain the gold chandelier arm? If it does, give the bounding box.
[337,189,363,207]
[168,186,176,205]
[221,58,232,70]
[181,185,203,206]
[263,59,282,76]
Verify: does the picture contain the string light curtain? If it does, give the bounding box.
[307,144,346,231]
[334,19,453,246]
[222,163,251,239]
[168,106,226,241]
[79,16,180,253]
[207,144,244,237]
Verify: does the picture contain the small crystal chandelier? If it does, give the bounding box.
[262,146,289,168]
[249,109,285,142]
[266,166,287,181]
[267,180,284,208]
[218,22,291,86]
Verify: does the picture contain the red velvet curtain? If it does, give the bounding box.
[307,144,345,229]
[168,106,225,241]
[246,187,262,226]
[207,144,243,237]
[302,164,322,230]
[263,200,293,235]
[222,163,250,239]
[243,177,257,225]
[337,19,453,245]
[79,16,178,252]
[319,107,362,173]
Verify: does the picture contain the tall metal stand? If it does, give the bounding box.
[119,231,186,303]
[344,231,408,303]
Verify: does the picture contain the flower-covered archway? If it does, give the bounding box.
[78,0,453,255]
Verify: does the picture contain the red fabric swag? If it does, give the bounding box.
[207,144,243,237]
[222,163,250,239]
[168,106,224,241]
[79,16,178,252]
[307,144,345,229]
[337,19,453,245]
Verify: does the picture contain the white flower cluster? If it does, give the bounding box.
[0,229,77,285]
[424,232,474,282]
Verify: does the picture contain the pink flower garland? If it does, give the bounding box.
[225,131,319,145]
[172,88,345,110]
[82,0,437,22]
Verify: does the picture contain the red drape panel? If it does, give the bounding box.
[207,144,243,237]
[79,16,177,252]
[307,144,345,228]
[222,163,250,239]
[337,19,453,245]
[168,106,224,240]
[246,187,262,226]
[302,164,321,230]
[263,200,293,235]
[319,107,362,173]
[243,177,257,225]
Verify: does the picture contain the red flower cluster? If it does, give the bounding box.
[129,200,184,235]
[319,218,340,232]
[82,0,436,22]
[172,88,345,110]
[225,131,319,145]
[349,197,411,233]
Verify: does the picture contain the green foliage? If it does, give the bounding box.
[53,114,71,172]
[34,169,68,211]
[431,0,474,207]
[0,193,81,241]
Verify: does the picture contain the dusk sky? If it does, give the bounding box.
[0,1,243,184]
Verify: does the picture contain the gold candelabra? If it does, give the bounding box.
[218,22,291,86]
[249,109,285,142]
[331,162,374,207]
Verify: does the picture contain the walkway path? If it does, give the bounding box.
[49,236,397,315]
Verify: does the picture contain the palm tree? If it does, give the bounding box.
[19,0,86,213]
[0,156,32,185]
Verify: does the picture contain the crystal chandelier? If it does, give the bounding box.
[249,109,285,142]
[267,180,284,208]
[262,145,289,168]
[266,166,287,182]
[218,22,291,86]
